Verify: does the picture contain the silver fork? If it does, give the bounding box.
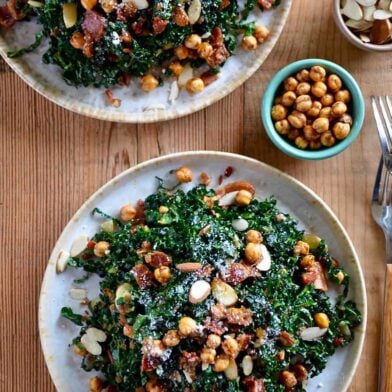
[372,156,392,391]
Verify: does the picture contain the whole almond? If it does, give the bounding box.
[176,262,203,272]
[189,280,211,304]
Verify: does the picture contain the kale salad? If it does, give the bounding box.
[58,166,361,392]
[1,0,277,103]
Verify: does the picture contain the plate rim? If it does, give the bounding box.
[0,1,292,123]
[38,150,367,391]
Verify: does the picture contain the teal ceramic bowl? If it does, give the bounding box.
[261,59,365,160]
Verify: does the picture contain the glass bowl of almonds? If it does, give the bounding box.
[261,59,365,160]
[333,0,392,51]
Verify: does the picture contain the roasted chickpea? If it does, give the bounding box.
[185,34,202,49]
[141,74,159,92]
[169,61,184,76]
[280,371,298,388]
[333,122,350,140]
[174,45,189,59]
[70,32,85,49]
[281,91,297,107]
[186,77,205,94]
[154,266,172,284]
[200,348,217,364]
[214,355,230,372]
[245,229,263,244]
[312,117,329,133]
[335,89,351,103]
[296,69,310,82]
[94,241,110,257]
[320,131,336,147]
[288,111,306,129]
[295,136,309,149]
[314,312,330,328]
[303,125,320,141]
[320,93,334,107]
[309,65,326,82]
[327,74,342,92]
[235,190,253,206]
[120,204,136,222]
[163,330,181,347]
[81,0,97,10]
[242,35,258,51]
[319,106,332,118]
[89,376,103,392]
[295,95,312,112]
[276,350,285,361]
[287,128,300,141]
[207,334,222,349]
[253,24,270,43]
[306,101,322,117]
[339,113,353,125]
[245,242,262,263]
[295,82,311,96]
[331,101,347,117]
[197,42,213,59]
[159,206,169,214]
[179,316,197,336]
[293,240,309,255]
[222,336,240,358]
[176,166,193,182]
[284,77,298,92]
[311,81,327,98]
[275,119,290,135]
[300,254,315,268]
[309,140,322,150]
[271,104,288,121]
[294,364,308,382]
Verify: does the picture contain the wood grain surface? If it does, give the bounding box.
[0,0,386,391]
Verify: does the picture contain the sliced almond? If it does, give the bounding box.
[70,235,89,257]
[341,0,363,20]
[355,0,377,6]
[218,191,238,206]
[211,279,238,306]
[143,104,166,111]
[86,327,107,342]
[370,19,392,44]
[231,218,249,232]
[256,244,271,271]
[69,288,87,300]
[55,250,69,273]
[101,219,116,233]
[359,32,371,41]
[169,80,179,103]
[183,370,193,383]
[378,0,390,10]
[362,5,376,21]
[63,3,77,29]
[224,358,238,380]
[187,0,201,24]
[189,280,211,304]
[300,327,328,341]
[178,63,193,88]
[241,355,253,376]
[80,334,102,355]
[374,9,392,19]
[131,0,148,9]
[28,0,44,7]
[345,18,373,31]
[176,262,203,272]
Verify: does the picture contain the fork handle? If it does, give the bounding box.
[379,264,392,391]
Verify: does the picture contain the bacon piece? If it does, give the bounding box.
[141,337,167,372]
[116,2,137,22]
[132,264,155,289]
[226,306,253,326]
[132,17,146,34]
[179,352,201,381]
[144,251,172,268]
[206,27,229,67]
[152,16,168,34]
[0,4,15,28]
[243,377,265,392]
[301,261,328,291]
[257,0,273,9]
[82,10,106,42]
[136,241,152,256]
[222,263,260,285]
[172,6,189,27]
[211,303,227,320]
[203,317,226,335]
[236,334,252,351]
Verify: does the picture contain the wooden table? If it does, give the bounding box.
[0,0,385,390]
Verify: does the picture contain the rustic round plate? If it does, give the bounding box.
[39,151,366,391]
[0,1,291,123]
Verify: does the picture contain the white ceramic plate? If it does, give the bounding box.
[39,151,367,391]
[0,1,291,123]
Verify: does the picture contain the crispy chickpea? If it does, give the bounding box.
[276,350,285,361]
[163,329,181,347]
[314,312,330,328]
[288,111,306,129]
[339,113,353,125]
[327,74,342,92]
[320,131,336,147]
[281,91,297,107]
[280,371,298,388]
[206,334,222,349]
[245,229,263,244]
[309,65,326,82]
[222,336,240,358]
[141,74,159,92]
[275,119,290,135]
[295,82,311,96]
[287,128,300,141]
[176,166,193,182]
[296,69,310,82]
[311,81,327,98]
[294,364,308,382]
[186,77,205,94]
[242,35,258,51]
[331,101,347,117]
[89,377,103,392]
[303,125,320,141]
[94,241,110,257]
[214,355,230,372]
[320,93,334,107]
[70,32,85,49]
[293,240,309,255]
[306,101,322,117]
[284,77,298,92]
[179,316,197,336]
[197,42,213,59]
[81,0,97,10]
[159,206,169,214]
[200,347,217,364]
[300,254,315,268]
[120,204,136,222]
[145,380,163,392]
[174,45,189,60]
[254,24,270,43]
[310,140,322,150]
[335,89,351,103]
[169,61,184,76]
[101,0,116,13]
[295,95,312,112]
[312,117,329,133]
[319,106,332,119]
[235,190,253,206]
[154,266,172,284]
[271,104,288,121]
[245,242,262,263]
[333,122,350,140]
[185,34,202,49]
[295,136,309,150]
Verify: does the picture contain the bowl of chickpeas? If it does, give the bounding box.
[261,59,365,160]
